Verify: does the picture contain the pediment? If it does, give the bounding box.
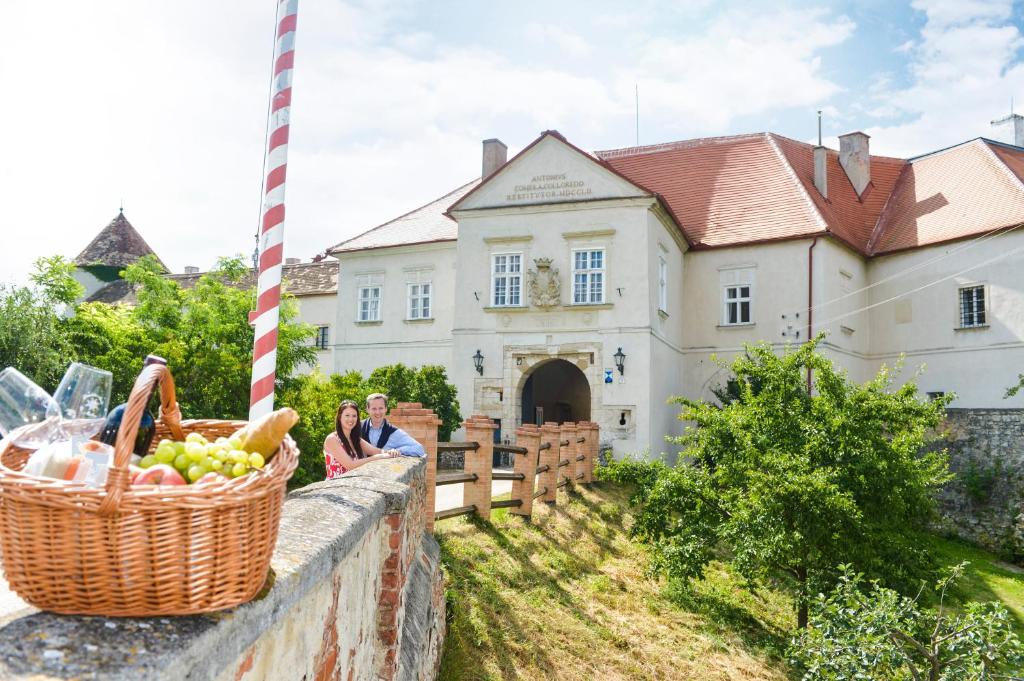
[452,133,650,212]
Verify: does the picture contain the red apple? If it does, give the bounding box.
[133,464,187,486]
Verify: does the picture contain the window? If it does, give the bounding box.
[723,285,752,325]
[958,285,987,328]
[407,283,432,319]
[491,253,522,306]
[358,286,381,321]
[572,249,605,304]
[314,325,329,349]
[658,256,668,312]
[926,391,946,401]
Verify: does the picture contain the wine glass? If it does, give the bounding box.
[53,363,112,440]
[0,368,62,448]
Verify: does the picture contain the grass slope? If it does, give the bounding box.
[435,484,1024,680]
[435,483,792,680]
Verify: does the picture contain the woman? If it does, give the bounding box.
[324,400,399,479]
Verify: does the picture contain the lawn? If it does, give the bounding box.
[435,483,1024,680]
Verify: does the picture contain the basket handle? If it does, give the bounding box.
[97,362,184,517]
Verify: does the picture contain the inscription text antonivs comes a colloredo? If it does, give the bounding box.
[505,174,593,202]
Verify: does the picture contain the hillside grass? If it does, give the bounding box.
[435,483,793,680]
[435,483,1024,680]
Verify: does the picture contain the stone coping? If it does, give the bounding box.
[0,457,426,681]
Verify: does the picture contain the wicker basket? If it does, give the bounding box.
[0,362,298,616]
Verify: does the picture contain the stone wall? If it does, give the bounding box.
[0,458,444,681]
[934,408,1024,559]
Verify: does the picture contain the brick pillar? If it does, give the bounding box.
[559,422,577,492]
[538,422,560,505]
[585,422,599,483]
[510,424,540,518]
[463,415,496,520]
[388,402,441,533]
[573,422,589,484]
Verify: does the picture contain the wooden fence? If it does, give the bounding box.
[387,404,600,532]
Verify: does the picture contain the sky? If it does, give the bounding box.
[2,0,1024,284]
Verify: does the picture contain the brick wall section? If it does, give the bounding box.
[511,424,541,517]
[559,423,577,489]
[463,416,497,518]
[538,422,561,504]
[932,408,1024,559]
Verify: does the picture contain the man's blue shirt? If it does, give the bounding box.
[366,421,425,457]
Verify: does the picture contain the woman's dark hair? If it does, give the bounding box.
[335,400,365,459]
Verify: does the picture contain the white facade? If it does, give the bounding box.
[329,133,1024,458]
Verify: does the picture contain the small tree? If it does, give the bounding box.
[791,564,1024,680]
[600,338,952,628]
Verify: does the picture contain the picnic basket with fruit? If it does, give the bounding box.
[0,360,300,616]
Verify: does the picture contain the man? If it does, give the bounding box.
[361,393,426,457]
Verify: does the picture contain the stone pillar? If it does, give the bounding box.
[511,424,540,518]
[388,402,441,533]
[559,422,577,491]
[538,422,560,504]
[463,415,496,520]
[573,422,590,484]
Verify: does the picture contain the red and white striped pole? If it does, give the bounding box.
[250,0,298,420]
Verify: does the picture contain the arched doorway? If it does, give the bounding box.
[520,359,591,425]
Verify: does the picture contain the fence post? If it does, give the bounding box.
[586,422,599,483]
[539,422,560,505]
[463,415,496,520]
[573,422,589,484]
[511,424,540,519]
[559,422,577,492]
[388,402,441,533]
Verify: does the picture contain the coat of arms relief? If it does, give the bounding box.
[528,257,560,308]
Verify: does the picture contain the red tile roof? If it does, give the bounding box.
[869,140,1024,254]
[328,132,1024,258]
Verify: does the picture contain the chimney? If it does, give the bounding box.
[482,138,507,179]
[990,113,1024,146]
[285,257,300,265]
[813,146,828,199]
[184,266,199,274]
[838,132,871,196]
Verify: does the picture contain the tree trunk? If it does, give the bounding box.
[796,565,809,629]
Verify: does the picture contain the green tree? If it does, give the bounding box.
[599,337,952,629]
[791,564,1024,680]
[0,257,80,390]
[364,363,417,404]
[412,365,461,440]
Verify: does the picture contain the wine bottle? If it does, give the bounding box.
[99,355,166,455]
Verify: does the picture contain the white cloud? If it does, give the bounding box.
[861,1,1024,156]
[0,1,859,286]
[525,23,592,58]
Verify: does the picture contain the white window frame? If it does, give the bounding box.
[957,284,988,329]
[658,256,668,312]
[491,252,523,307]
[356,283,382,322]
[407,282,432,320]
[722,284,752,325]
[571,248,605,304]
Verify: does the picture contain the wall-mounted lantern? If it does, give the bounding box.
[473,349,484,375]
[613,347,626,375]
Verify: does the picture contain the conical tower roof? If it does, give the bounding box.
[74,211,167,271]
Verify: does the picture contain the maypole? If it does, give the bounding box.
[250,0,299,420]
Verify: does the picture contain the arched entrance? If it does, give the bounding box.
[520,359,591,425]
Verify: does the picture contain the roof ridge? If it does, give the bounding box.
[906,137,983,163]
[327,178,478,253]
[979,138,1024,195]
[595,132,766,159]
[764,133,830,233]
[866,162,911,255]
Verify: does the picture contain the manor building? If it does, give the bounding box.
[327,128,1024,457]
